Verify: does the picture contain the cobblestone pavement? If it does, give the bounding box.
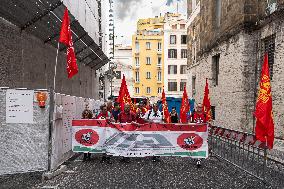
[1,154,282,189]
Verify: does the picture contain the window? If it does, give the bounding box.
[135,57,139,67]
[168,80,177,91]
[157,71,162,81]
[115,71,121,79]
[212,54,220,86]
[168,65,177,74]
[147,87,151,94]
[180,24,185,29]
[192,76,196,95]
[170,35,176,44]
[181,35,187,44]
[168,49,177,58]
[158,87,162,94]
[135,71,140,82]
[146,42,151,49]
[262,34,275,80]
[135,42,139,52]
[146,57,151,65]
[172,24,177,29]
[180,80,187,91]
[135,87,140,94]
[216,0,221,27]
[181,49,187,58]
[146,72,151,79]
[180,65,187,74]
[211,106,216,120]
[158,42,162,51]
[158,57,162,66]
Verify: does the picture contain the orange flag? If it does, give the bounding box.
[202,78,212,122]
[59,8,78,78]
[162,88,170,123]
[180,86,189,123]
[254,53,274,149]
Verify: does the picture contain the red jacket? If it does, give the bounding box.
[118,111,136,123]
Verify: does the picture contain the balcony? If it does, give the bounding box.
[157,64,162,68]
[134,65,140,69]
[157,80,162,84]
[157,49,162,54]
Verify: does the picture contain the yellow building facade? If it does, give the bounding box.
[132,16,165,98]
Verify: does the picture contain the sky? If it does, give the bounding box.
[113,0,187,45]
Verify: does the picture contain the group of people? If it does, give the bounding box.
[81,99,207,167]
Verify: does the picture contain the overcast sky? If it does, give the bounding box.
[113,0,187,45]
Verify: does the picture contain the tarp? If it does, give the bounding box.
[72,119,208,158]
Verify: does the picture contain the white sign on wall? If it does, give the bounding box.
[6,89,34,123]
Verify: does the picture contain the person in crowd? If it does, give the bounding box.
[143,103,163,162]
[189,103,207,168]
[170,107,179,123]
[82,106,93,161]
[106,100,113,112]
[117,103,136,163]
[118,103,137,123]
[111,102,120,122]
[96,104,112,164]
[96,104,112,119]
[136,101,148,123]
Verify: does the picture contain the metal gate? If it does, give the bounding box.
[209,124,284,188]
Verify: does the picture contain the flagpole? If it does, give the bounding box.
[53,42,60,92]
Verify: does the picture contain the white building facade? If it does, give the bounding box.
[164,13,188,98]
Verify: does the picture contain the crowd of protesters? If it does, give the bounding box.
[81,98,207,167]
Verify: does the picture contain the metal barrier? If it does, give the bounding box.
[209,125,284,188]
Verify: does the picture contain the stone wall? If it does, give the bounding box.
[189,17,284,139]
[0,18,99,99]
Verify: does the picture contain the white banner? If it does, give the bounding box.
[72,120,208,158]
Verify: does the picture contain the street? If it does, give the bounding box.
[1,154,278,189]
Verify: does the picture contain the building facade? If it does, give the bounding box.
[187,0,284,149]
[164,13,188,97]
[132,16,165,99]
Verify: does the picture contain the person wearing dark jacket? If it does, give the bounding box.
[170,107,179,123]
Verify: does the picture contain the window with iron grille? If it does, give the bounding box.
[211,106,216,120]
[168,81,177,91]
[262,34,275,80]
[168,49,177,58]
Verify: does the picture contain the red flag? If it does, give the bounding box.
[180,86,189,123]
[117,75,126,103]
[254,53,274,149]
[59,8,78,78]
[161,88,170,123]
[202,78,212,122]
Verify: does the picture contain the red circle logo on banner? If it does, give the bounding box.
[75,129,99,146]
[177,133,203,151]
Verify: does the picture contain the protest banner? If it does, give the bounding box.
[72,119,208,158]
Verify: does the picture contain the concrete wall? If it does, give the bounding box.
[0,18,99,99]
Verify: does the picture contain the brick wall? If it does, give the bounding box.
[0,18,99,99]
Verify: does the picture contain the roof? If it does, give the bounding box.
[0,0,109,70]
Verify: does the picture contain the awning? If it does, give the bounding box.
[0,0,109,70]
